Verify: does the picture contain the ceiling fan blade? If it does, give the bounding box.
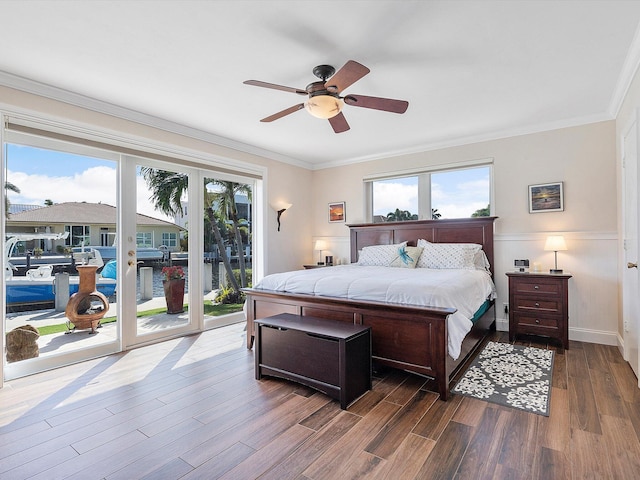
[324,60,370,93]
[343,94,409,114]
[260,104,305,122]
[244,80,307,96]
[328,112,350,133]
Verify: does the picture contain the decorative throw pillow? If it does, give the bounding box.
[416,239,482,269]
[357,242,407,266]
[389,245,423,268]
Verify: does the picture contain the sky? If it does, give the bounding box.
[373,166,490,219]
[7,143,490,223]
[6,144,174,221]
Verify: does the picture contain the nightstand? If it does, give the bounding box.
[506,271,572,350]
[303,264,331,269]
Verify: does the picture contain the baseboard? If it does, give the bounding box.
[617,332,626,359]
[495,321,619,346]
[496,319,509,332]
[569,327,618,346]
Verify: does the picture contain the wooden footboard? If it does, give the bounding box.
[243,288,491,400]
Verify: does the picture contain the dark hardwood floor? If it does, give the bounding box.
[1,323,639,479]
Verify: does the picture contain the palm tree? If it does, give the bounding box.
[207,180,252,288]
[386,208,417,222]
[140,168,243,292]
[5,181,20,216]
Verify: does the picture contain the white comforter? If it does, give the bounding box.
[253,265,497,360]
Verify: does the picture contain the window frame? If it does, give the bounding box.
[65,225,91,246]
[136,231,153,247]
[364,159,494,222]
[161,232,178,248]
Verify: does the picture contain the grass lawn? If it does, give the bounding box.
[36,301,244,336]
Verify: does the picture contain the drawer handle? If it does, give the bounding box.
[535,302,540,308]
[535,319,540,324]
[534,285,539,290]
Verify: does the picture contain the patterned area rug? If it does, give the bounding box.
[452,341,554,416]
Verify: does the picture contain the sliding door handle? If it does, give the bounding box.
[628,262,638,269]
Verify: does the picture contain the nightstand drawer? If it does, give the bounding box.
[506,272,571,350]
[513,312,559,330]
[513,297,561,314]
[512,279,562,296]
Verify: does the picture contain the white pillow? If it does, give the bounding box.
[473,249,491,272]
[416,239,482,270]
[357,242,408,266]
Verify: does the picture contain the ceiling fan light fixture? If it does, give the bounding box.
[304,95,343,119]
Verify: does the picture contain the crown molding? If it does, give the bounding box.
[609,21,640,117]
[0,70,313,170]
[311,113,614,170]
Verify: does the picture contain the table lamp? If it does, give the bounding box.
[314,240,328,265]
[544,235,567,274]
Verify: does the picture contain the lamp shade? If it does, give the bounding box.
[544,235,567,252]
[271,201,292,212]
[304,95,343,119]
[314,240,328,251]
[271,201,292,232]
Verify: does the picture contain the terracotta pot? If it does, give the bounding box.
[163,278,185,314]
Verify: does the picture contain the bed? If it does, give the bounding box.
[243,217,497,400]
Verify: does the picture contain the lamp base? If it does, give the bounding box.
[549,268,563,274]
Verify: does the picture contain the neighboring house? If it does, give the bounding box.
[8,204,44,215]
[174,193,251,229]
[6,201,183,253]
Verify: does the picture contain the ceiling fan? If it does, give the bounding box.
[244,60,409,133]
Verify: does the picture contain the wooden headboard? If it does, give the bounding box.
[348,217,497,275]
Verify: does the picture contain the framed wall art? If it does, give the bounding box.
[529,182,564,213]
[328,201,346,223]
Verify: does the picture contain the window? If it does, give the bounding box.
[136,232,153,247]
[368,164,491,222]
[65,225,91,246]
[372,176,419,222]
[161,232,178,247]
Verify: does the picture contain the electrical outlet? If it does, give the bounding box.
[503,303,509,314]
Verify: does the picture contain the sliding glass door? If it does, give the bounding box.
[202,176,252,329]
[2,116,260,381]
[3,138,120,379]
[131,161,196,343]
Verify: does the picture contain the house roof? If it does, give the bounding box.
[8,204,45,215]
[7,202,180,228]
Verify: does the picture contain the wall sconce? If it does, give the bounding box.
[314,239,328,265]
[271,202,292,232]
[544,235,567,274]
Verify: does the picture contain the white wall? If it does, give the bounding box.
[311,121,619,345]
[0,84,622,346]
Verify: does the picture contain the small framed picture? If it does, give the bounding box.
[529,182,564,213]
[328,201,346,223]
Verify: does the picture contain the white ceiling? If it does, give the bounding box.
[2,1,640,170]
